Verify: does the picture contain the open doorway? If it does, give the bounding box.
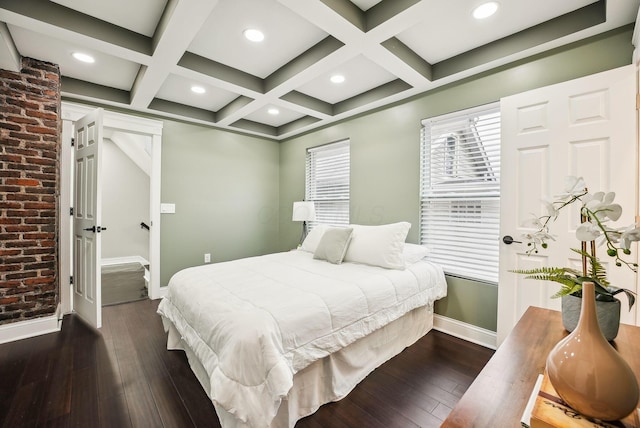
[59,102,163,328]
[101,130,152,306]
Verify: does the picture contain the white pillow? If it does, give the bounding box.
[403,243,429,265]
[313,227,353,264]
[343,222,411,270]
[299,224,328,253]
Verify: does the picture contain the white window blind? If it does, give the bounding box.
[306,139,350,228]
[420,104,500,283]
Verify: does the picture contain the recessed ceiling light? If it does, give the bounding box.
[72,52,95,63]
[267,108,279,115]
[243,28,265,42]
[472,2,499,19]
[330,74,345,84]
[191,85,206,94]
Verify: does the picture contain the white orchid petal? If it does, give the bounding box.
[585,200,602,211]
[607,230,622,244]
[564,176,580,192]
[567,176,585,193]
[621,236,631,250]
[620,226,640,250]
[595,235,608,247]
[604,204,622,221]
[592,191,605,202]
[555,176,587,200]
[603,192,616,204]
[542,201,558,217]
[576,223,601,241]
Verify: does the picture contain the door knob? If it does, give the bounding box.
[83,226,107,233]
[502,235,522,245]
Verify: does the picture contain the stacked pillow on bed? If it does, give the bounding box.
[300,221,429,269]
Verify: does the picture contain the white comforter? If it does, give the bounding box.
[157,250,446,428]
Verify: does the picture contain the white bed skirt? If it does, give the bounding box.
[164,304,434,428]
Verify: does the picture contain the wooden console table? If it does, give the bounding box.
[442,306,640,427]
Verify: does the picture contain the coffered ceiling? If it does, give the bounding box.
[0,0,637,140]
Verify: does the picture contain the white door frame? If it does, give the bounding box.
[60,101,164,317]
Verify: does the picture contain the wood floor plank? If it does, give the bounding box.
[0,340,29,426]
[168,370,221,427]
[2,380,45,428]
[95,338,125,400]
[317,398,387,428]
[123,379,165,428]
[342,385,423,428]
[148,375,196,428]
[98,392,132,428]
[37,344,73,425]
[356,369,443,423]
[69,366,99,427]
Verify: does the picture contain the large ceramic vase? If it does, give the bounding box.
[546,282,639,421]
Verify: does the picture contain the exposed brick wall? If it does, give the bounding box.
[0,57,61,325]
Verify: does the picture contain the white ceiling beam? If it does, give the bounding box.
[0,0,150,64]
[362,43,430,87]
[129,0,220,108]
[277,0,366,43]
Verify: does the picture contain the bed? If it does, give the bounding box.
[157,222,447,428]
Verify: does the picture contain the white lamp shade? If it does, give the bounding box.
[292,201,316,221]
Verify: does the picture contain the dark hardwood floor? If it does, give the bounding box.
[0,300,494,427]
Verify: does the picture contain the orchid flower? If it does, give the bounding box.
[524,230,555,244]
[555,176,587,201]
[583,191,622,222]
[520,176,637,274]
[515,177,637,308]
[542,200,559,218]
[620,224,640,251]
[522,215,547,230]
[576,222,602,241]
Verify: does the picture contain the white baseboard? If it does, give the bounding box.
[0,304,62,344]
[101,256,149,267]
[149,285,168,300]
[433,314,497,350]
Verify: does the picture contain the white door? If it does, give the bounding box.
[73,108,104,328]
[497,65,637,345]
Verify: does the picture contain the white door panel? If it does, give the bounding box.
[73,108,104,329]
[498,65,637,345]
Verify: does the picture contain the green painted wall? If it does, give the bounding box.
[159,120,279,286]
[277,26,634,332]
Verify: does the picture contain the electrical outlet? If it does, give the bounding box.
[204,253,211,263]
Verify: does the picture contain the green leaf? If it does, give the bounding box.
[610,288,637,311]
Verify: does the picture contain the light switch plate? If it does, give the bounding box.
[160,203,176,214]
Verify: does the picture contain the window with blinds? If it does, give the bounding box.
[306,139,350,228]
[420,103,500,283]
